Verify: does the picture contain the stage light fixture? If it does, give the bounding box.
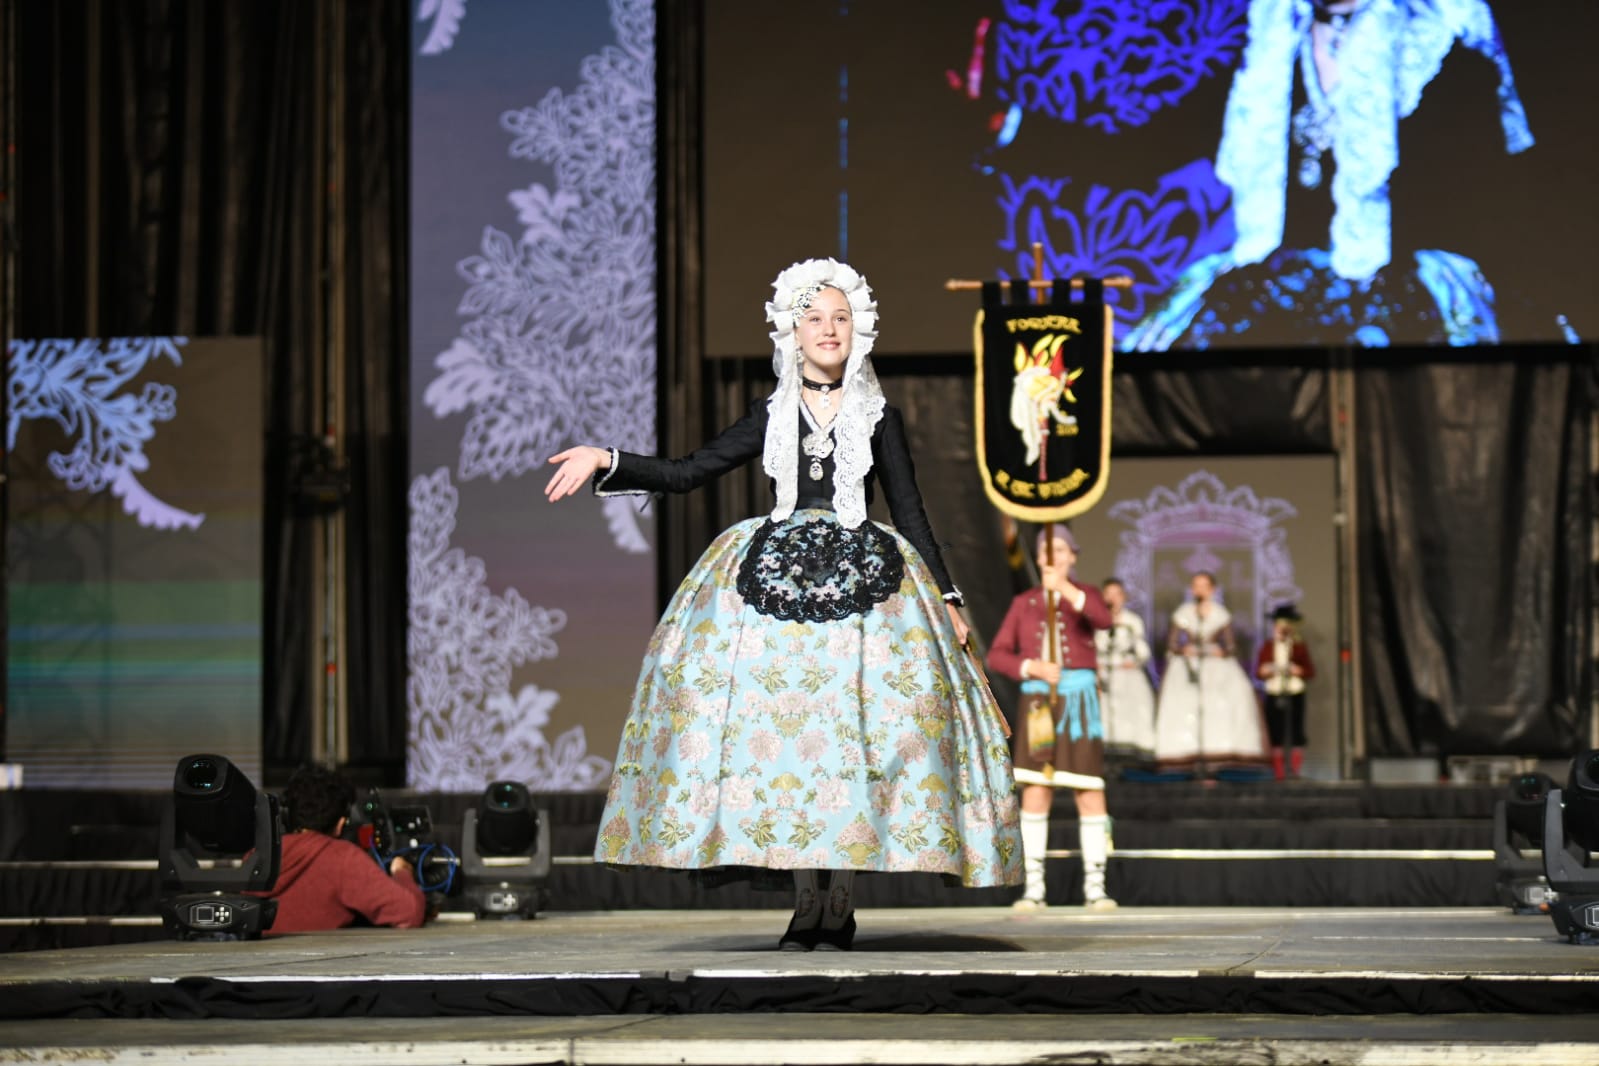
[157,753,282,940]
[460,780,550,919]
[1562,750,1599,853]
[1540,750,1599,943]
[1493,771,1553,913]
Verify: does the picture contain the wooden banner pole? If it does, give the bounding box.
[944,277,1134,292]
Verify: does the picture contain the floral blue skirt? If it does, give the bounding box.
[593,510,1022,888]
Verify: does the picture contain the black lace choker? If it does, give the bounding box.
[802,377,841,393]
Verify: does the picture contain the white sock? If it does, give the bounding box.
[1020,810,1049,901]
[791,869,820,929]
[820,870,855,930]
[1080,814,1111,901]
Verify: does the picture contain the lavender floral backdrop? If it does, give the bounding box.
[408,0,655,791]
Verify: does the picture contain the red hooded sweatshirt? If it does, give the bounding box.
[259,831,426,935]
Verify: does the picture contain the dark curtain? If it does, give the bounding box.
[327,3,410,779]
[13,0,409,780]
[1110,354,1333,454]
[655,0,706,608]
[1356,349,1596,757]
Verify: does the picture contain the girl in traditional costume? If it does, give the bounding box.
[1152,571,1267,769]
[544,258,1021,950]
[1095,577,1158,764]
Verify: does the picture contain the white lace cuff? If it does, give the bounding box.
[942,586,965,607]
[592,447,648,498]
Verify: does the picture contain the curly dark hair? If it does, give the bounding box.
[281,764,355,834]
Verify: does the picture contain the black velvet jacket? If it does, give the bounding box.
[594,398,961,601]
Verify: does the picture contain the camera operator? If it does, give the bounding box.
[259,765,427,934]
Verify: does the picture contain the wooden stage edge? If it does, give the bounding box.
[3,907,1599,1064]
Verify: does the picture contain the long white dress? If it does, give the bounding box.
[1094,610,1157,760]
[1152,601,1266,764]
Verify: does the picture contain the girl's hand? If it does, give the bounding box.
[545,447,610,501]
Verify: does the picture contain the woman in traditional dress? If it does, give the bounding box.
[1095,578,1157,764]
[1152,571,1267,769]
[544,258,1021,950]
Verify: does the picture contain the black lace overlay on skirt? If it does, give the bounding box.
[736,515,905,622]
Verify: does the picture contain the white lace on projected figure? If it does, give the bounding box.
[418,0,657,555]
[1122,0,1538,350]
[6,337,203,531]
[406,468,611,791]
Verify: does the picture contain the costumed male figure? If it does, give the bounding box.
[988,527,1116,909]
[1256,604,1317,779]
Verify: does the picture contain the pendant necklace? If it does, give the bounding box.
[800,397,835,482]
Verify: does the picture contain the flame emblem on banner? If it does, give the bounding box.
[1009,334,1083,467]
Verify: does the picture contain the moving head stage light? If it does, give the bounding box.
[158,754,281,940]
[461,780,551,919]
[1541,750,1599,943]
[1494,771,1554,914]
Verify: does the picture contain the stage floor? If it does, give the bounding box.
[4,907,1599,1063]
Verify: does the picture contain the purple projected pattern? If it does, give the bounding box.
[5,337,203,531]
[992,0,1249,134]
[1107,470,1301,653]
[983,1,1248,335]
[996,160,1234,327]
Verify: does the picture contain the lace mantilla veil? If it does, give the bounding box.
[762,258,886,529]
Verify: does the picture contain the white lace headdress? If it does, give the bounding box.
[762,257,885,529]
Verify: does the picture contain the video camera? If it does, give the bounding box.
[344,787,461,898]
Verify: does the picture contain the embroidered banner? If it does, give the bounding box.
[973,279,1113,522]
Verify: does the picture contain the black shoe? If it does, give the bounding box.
[811,912,856,952]
[778,913,820,952]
